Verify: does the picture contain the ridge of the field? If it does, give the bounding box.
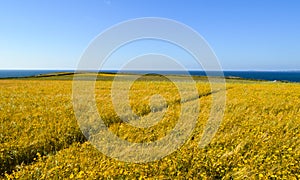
[1,73,299,179]
[0,71,273,84]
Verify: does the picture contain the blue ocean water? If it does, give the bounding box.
[0,70,73,78]
[191,71,300,82]
[0,70,299,82]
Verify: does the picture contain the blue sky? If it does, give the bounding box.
[0,0,300,70]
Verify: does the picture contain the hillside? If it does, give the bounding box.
[0,73,299,179]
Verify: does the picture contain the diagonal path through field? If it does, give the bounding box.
[0,79,230,176]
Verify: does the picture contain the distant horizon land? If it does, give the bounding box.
[1,69,300,82]
[0,68,300,72]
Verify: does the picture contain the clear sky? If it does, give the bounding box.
[0,0,300,70]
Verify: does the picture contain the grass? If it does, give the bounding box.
[0,73,299,179]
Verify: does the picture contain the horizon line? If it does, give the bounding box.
[0,68,300,72]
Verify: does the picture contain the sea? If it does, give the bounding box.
[0,70,300,82]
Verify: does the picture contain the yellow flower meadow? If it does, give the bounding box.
[0,73,299,179]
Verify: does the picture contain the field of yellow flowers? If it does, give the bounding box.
[0,73,299,179]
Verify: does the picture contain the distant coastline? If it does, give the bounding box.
[0,70,300,82]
